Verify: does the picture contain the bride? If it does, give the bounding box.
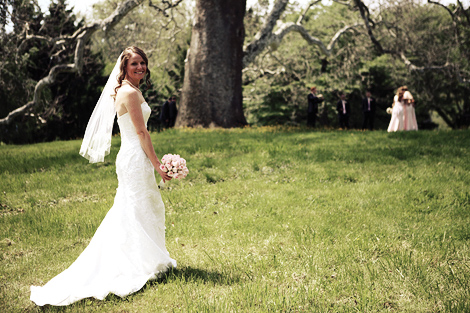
[30,46,177,306]
[387,87,406,132]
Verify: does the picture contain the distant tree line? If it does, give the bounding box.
[241,0,470,130]
[1,0,469,143]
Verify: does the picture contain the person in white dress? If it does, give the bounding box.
[30,46,176,306]
[402,86,418,131]
[387,87,406,132]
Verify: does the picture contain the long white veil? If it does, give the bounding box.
[79,53,123,163]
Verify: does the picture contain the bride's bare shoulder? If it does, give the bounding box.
[115,85,140,103]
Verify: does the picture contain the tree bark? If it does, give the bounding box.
[177,0,247,127]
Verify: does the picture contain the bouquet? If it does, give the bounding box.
[386,107,393,114]
[159,154,189,184]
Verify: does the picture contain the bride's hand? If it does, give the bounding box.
[157,168,172,183]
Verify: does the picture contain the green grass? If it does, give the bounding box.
[1,127,469,312]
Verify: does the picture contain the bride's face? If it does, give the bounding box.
[125,53,147,84]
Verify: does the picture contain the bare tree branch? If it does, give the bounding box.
[428,0,461,47]
[243,0,289,67]
[18,34,70,53]
[296,0,320,24]
[148,0,183,17]
[428,0,457,17]
[356,0,470,85]
[399,52,452,71]
[457,0,470,27]
[332,0,353,7]
[327,22,362,51]
[274,22,327,55]
[0,0,145,125]
[243,0,361,67]
[242,66,285,85]
[354,0,384,54]
[270,21,361,57]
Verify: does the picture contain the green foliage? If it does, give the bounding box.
[1,128,469,312]
[89,0,192,118]
[243,1,470,129]
[244,84,298,126]
[375,1,470,129]
[243,2,375,128]
[0,0,106,143]
[0,0,42,119]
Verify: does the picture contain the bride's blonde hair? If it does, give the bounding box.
[114,46,152,96]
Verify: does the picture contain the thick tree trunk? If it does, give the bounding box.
[177,0,247,127]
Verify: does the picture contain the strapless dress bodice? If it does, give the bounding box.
[117,102,151,148]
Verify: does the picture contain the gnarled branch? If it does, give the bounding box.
[332,0,353,8]
[296,0,320,24]
[243,0,289,68]
[428,0,458,17]
[243,0,360,67]
[457,0,470,27]
[356,0,468,84]
[399,52,452,72]
[0,0,145,125]
[354,0,384,54]
[148,0,183,17]
[428,0,461,47]
[269,21,361,57]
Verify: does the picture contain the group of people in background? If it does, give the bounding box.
[160,86,417,132]
[335,91,377,130]
[307,86,417,131]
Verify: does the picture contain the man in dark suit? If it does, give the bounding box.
[160,97,171,128]
[362,91,376,130]
[336,93,350,129]
[307,86,323,127]
[168,96,178,127]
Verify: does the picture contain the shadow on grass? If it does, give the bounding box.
[155,265,241,285]
[37,266,240,312]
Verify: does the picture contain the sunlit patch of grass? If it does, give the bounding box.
[0,128,469,312]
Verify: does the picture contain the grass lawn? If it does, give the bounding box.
[0,127,469,312]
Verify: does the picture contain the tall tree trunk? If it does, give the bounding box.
[177,0,247,127]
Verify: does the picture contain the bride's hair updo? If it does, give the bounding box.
[114,46,152,95]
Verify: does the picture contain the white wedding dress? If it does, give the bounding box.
[30,102,176,306]
[387,96,405,132]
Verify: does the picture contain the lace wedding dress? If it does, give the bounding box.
[30,102,176,306]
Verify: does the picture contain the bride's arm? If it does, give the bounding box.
[120,89,171,182]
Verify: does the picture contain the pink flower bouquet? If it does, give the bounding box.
[159,154,189,180]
